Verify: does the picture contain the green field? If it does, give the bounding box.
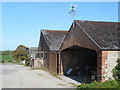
[0,55,14,63]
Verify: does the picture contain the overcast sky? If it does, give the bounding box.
[2,2,118,51]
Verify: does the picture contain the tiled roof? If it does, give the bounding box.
[42,30,67,51]
[75,20,120,50]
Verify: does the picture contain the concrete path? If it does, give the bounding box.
[1,63,79,88]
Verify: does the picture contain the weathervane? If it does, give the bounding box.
[69,4,76,20]
[69,4,76,27]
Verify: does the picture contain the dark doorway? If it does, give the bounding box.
[61,45,97,83]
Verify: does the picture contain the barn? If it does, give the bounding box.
[59,20,120,82]
[38,30,67,73]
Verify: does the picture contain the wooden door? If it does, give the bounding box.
[49,53,57,73]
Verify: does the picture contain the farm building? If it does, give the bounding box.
[27,47,38,68]
[59,20,120,82]
[37,20,119,83]
[38,30,67,73]
[28,47,38,59]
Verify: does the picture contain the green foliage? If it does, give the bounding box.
[12,45,27,61]
[78,80,119,88]
[16,45,27,50]
[25,52,31,66]
[12,45,31,66]
[112,58,120,81]
[12,50,26,60]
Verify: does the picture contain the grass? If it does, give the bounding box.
[49,71,59,77]
[0,55,14,63]
[69,82,79,87]
[57,84,66,86]
[30,67,42,70]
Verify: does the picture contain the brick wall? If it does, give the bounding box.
[101,51,108,82]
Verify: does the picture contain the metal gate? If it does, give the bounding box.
[49,53,58,73]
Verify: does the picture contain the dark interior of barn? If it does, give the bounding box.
[61,45,97,83]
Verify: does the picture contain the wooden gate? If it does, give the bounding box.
[49,53,58,73]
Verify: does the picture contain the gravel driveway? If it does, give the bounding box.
[1,63,79,89]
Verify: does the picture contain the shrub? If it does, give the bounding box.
[1,60,4,63]
[112,58,120,81]
[8,60,13,62]
[12,45,31,66]
[78,80,119,88]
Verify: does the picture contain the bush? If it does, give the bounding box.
[8,60,13,62]
[1,60,4,63]
[78,80,119,88]
[112,58,120,81]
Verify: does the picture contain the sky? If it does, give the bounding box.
[1,2,118,51]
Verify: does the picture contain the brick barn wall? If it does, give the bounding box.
[101,51,108,82]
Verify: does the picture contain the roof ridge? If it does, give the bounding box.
[41,29,67,32]
[75,20,120,23]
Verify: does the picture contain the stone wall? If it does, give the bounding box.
[106,51,120,80]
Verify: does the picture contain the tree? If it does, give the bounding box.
[25,52,31,66]
[16,45,26,50]
[12,45,31,66]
